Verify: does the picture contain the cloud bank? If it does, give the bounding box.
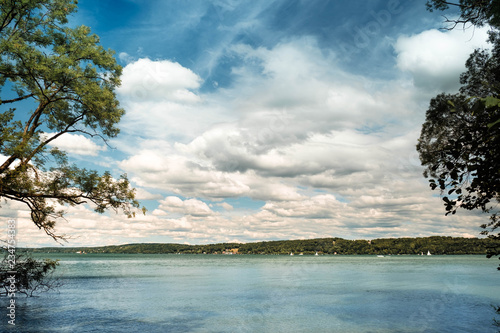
[6,2,492,247]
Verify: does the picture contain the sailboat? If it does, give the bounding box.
[427,250,431,256]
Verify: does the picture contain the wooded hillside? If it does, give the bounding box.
[27,236,500,255]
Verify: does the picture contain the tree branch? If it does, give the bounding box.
[0,93,35,104]
[22,114,84,167]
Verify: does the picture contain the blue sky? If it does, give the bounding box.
[4,0,494,247]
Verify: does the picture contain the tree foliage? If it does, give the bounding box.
[417,92,499,221]
[418,1,500,271]
[0,249,61,297]
[0,0,141,241]
[27,236,500,256]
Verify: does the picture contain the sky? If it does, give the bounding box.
[2,0,495,247]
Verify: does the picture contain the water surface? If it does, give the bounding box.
[3,254,499,332]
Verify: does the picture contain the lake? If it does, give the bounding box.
[2,254,500,332]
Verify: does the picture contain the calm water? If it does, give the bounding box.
[2,254,499,332]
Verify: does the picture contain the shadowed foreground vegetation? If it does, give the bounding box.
[26,236,500,256]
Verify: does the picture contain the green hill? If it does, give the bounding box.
[25,236,500,256]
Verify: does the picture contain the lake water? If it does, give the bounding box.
[2,254,499,332]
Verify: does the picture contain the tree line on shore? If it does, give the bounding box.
[26,236,500,256]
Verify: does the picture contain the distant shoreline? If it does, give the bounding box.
[23,236,500,256]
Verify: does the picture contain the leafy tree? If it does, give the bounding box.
[0,0,142,241]
[417,92,499,221]
[418,1,500,254]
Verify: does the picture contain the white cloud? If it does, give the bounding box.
[117,58,202,102]
[134,187,163,200]
[158,196,215,217]
[217,202,234,211]
[395,27,490,92]
[115,59,233,144]
[118,52,135,64]
[262,194,345,218]
[41,133,105,156]
[119,153,250,199]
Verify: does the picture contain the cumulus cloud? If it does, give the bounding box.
[262,194,345,218]
[167,38,421,185]
[217,202,234,211]
[119,153,250,199]
[117,58,202,102]
[158,196,215,217]
[395,27,490,92]
[115,58,232,143]
[118,52,135,64]
[134,188,163,200]
[116,38,428,209]
[40,133,105,156]
[183,129,391,178]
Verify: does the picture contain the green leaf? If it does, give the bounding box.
[483,96,500,108]
[447,100,456,112]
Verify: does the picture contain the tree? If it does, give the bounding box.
[0,248,61,297]
[0,0,142,241]
[419,1,500,246]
